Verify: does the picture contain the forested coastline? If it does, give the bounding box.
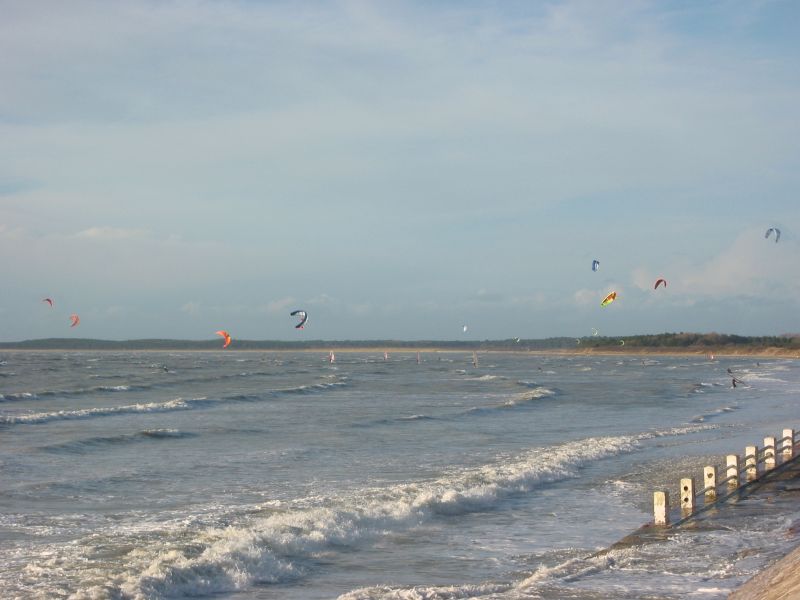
[1,333,798,352]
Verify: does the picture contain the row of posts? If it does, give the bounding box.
[653,428,796,526]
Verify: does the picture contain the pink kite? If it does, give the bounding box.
[70,314,80,327]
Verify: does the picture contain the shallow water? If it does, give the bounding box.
[1,351,799,599]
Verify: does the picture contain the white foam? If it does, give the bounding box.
[1,377,347,426]
[7,424,715,598]
[338,581,510,599]
[0,398,194,424]
[0,391,37,401]
[504,387,557,406]
[105,429,706,597]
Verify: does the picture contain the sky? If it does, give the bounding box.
[1,0,799,342]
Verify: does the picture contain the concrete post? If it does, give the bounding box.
[654,490,670,526]
[783,429,795,460]
[745,445,758,481]
[703,466,717,501]
[763,437,776,471]
[680,477,695,514]
[726,454,739,488]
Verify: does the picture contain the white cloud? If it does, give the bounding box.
[180,302,202,317]
[74,226,151,241]
[261,297,296,314]
[631,267,654,292]
[676,229,800,298]
[573,285,624,307]
[307,294,335,306]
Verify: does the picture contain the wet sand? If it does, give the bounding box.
[729,544,800,599]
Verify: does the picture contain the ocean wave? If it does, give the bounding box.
[40,429,196,454]
[41,426,708,598]
[0,398,197,424]
[472,374,502,381]
[0,391,38,401]
[464,387,558,415]
[1,378,349,427]
[278,380,349,394]
[339,581,510,599]
[687,381,725,395]
[355,414,438,428]
[336,549,610,599]
[0,384,144,401]
[516,380,541,388]
[691,405,740,424]
[18,369,299,400]
[740,373,787,383]
[111,435,644,596]
[397,414,435,422]
[503,387,557,407]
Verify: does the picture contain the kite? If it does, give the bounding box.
[216,330,232,349]
[591,328,599,336]
[765,228,781,243]
[463,325,468,333]
[43,298,54,307]
[601,291,617,307]
[69,314,80,327]
[654,278,667,290]
[592,259,600,272]
[619,340,625,346]
[290,310,308,329]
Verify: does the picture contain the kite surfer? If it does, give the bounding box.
[727,368,744,388]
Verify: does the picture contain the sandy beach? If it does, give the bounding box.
[729,545,800,599]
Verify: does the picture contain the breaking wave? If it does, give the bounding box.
[0,379,349,427]
[21,425,711,598]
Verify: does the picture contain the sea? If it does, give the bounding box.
[2,350,800,599]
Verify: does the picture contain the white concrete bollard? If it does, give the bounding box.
[680,477,695,514]
[726,454,740,488]
[745,445,758,481]
[654,490,670,526]
[763,437,776,471]
[703,466,717,501]
[783,429,795,460]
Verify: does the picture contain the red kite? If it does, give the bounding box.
[216,330,231,349]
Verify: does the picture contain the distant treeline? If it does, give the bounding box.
[580,332,800,350]
[1,333,798,351]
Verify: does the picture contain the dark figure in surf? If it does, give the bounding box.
[727,368,744,388]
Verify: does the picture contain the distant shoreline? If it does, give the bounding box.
[1,345,798,359]
[2,333,798,357]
